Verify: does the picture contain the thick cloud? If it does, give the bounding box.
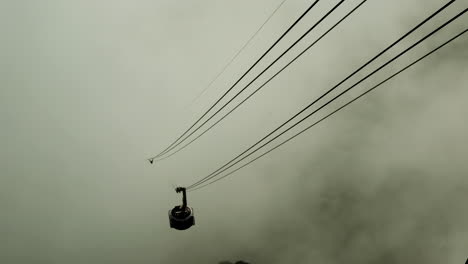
[1,0,467,264]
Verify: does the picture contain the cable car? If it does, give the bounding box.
[168,187,195,230]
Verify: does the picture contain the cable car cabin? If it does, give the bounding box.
[168,187,195,230]
[169,205,195,230]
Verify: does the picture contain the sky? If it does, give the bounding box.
[1,0,468,263]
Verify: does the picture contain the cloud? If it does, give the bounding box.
[2,0,467,264]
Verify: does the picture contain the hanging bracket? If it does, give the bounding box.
[175,187,187,209]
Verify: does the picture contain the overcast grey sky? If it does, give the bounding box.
[1,0,468,263]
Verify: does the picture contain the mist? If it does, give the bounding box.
[1,0,467,263]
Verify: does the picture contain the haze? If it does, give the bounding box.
[1,0,467,263]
